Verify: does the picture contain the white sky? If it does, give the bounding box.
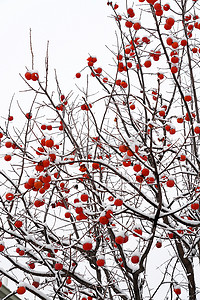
[0,0,122,115]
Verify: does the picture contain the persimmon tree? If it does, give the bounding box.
[1,0,200,299]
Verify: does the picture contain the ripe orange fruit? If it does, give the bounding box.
[146,176,155,184]
[55,263,63,270]
[156,10,163,17]
[136,175,143,183]
[42,159,50,168]
[142,168,149,177]
[96,258,105,267]
[133,164,141,172]
[108,196,114,202]
[166,179,175,187]
[34,199,45,207]
[177,117,183,125]
[114,198,123,206]
[181,39,187,46]
[125,21,132,28]
[121,81,128,88]
[49,153,56,162]
[17,286,26,295]
[171,56,179,63]
[92,163,100,169]
[154,3,161,10]
[174,287,181,295]
[25,113,32,119]
[163,4,170,10]
[191,202,199,210]
[31,72,39,81]
[6,193,14,200]
[25,72,31,80]
[115,235,124,244]
[75,206,83,214]
[159,110,165,117]
[164,23,172,30]
[47,125,52,130]
[19,250,25,256]
[125,48,130,54]
[45,139,54,148]
[127,8,135,17]
[99,216,109,225]
[129,103,135,110]
[119,144,127,152]
[133,228,142,237]
[35,164,44,172]
[131,255,139,264]
[144,60,151,68]
[184,95,192,102]
[28,262,35,269]
[158,73,164,80]
[169,128,176,134]
[81,194,88,202]
[32,281,39,288]
[156,241,162,248]
[0,243,5,252]
[65,212,71,218]
[179,154,186,161]
[8,116,13,121]
[5,141,12,148]
[115,79,121,86]
[194,126,200,134]
[171,66,178,73]
[166,17,175,26]
[123,159,131,167]
[76,73,81,78]
[117,54,123,60]
[165,124,171,131]
[4,155,11,161]
[133,22,141,30]
[83,242,92,251]
[192,47,198,53]
[34,181,43,190]
[166,37,173,45]
[127,149,134,156]
[95,67,102,74]
[60,94,65,101]
[15,220,23,228]
[172,41,178,49]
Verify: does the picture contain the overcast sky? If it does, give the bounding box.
[0,0,123,117]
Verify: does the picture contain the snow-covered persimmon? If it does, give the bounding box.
[83,239,93,251]
[96,256,105,266]
[0,242,5,252]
